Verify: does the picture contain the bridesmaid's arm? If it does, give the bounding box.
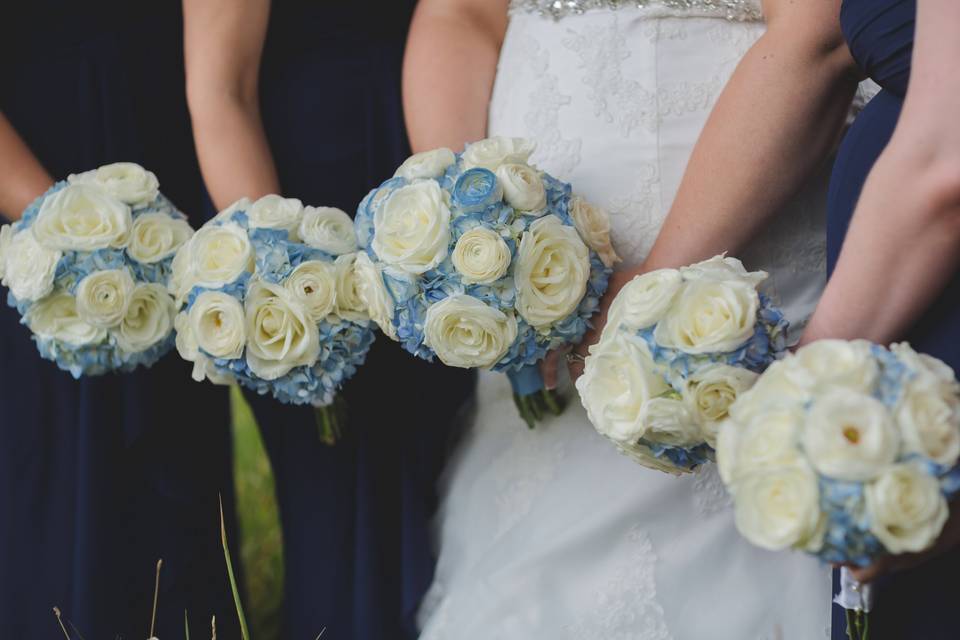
[183,0,280,210]
[801,0,960,348]
[402,0,509,152]
[0,112,53,221]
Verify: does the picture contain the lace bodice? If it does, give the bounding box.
[509,0,763,22]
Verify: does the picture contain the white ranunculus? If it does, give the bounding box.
[188,222,254,288]
[729,360,811,425]
[679,255,767,287]
[569,196,619,268]
[69,162,159,207]
[422,295,518,369]
[684,364,759,447]
[333,253,368,323]
[114,283,175,353]
[1,229,61,302]
[284,260,337,322]
[127,212,193,263]
[394,148,456,180]
[722,406,804,484]
[496,163,546,212]
[866,463,949,553]
[33,184,132,251]
[189,290,246,360]
[896,373,960,467]
[515,215,590,328]
[174,311,198,360]
[653,279,759,354]
[244,280,320,379]
[576,334,671,444]
[298,206,357,255]
[75,269,135,329]
[0,224,14,280]
[641,397,701,447]
[451,227,511,284]
[803,390,899,481]
[247,194,304,239]
[602,269,682,343]
[352,252,397,339]
[785,339,878,394]
[26,291,106,346]
[372,181,451,274]
[733,461,824,552]
[461,137,536,171]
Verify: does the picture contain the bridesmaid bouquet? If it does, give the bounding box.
[169,195,375,442]
[0,163,190,377]
[576,256,788,474]
[355,137,616,427]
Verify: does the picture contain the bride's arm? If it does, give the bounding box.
[0,112,53,221]
[402,0,509,153]
[801,0,960,348]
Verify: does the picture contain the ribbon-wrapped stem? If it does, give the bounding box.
[507,364,566,429]
[836,567,872,640]
[313,395,348,445]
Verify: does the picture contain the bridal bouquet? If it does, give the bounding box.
[718,340,960,566]
[576,256,788,474]
[169,195,375,442]
[0,163,190,377]
[354,137,616,427]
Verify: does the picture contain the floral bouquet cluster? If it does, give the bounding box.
[169,195,375,441]
[0,163,191,377]
[718,340,960,566]
[576,256,788,474]
[353,137,616,427]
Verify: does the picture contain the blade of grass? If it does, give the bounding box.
[150,559,163,638]
[184,610,190,640]
[220,495,250,640]
[52,607,70,639]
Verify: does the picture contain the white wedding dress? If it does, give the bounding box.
[418,2,839,638]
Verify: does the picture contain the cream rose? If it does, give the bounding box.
[190,290,246,360]
[333,253,368,323]
[569,196,619,268]
[684,364,759,447]
[244,280,320,379]
[802,391,899,481]
[896,374,960,467]
[653,279,759,354]
[26,291,106,346]
[602,269,682,343]
[114,284,175,353]
[576,334,671,444]
[680,255,767,287]
[372,181,451,274]
[298,207,356,255]
[127,212,193,263]
[352,252,397,338]
[865,463,949,553]
[733,462,824,552]
[211,197,253,224]
[174,311,198,361]
[515,215,590,328]
[0,224,14,280]
[461,137,535,171]
[284,260,337,322]
[451,228,511,284]
[785,339,878,394]
[729,360,811,425]
[33,184,132,251]
[394,148,456,180]
[721,406,804,484]
[892,342,957,385]
[247,194,304,239]
[641,397,701,447]
[496,163,546,212]
[422,295,517,369]
[1,229,61,302]
[188,222,254,289]
[75,269,135,328]
[69,162,159,207]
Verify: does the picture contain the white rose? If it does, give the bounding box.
[896,374,960,467]
[189,290,246,360]
[641,397,701,447]
[892,342,958,385]
[298,206,356,255]
[451,227,511,284]
[394,148,456,180]
[1,229,61,302]
[729,360,810,425]
[422,295,518,369]
[114,283,175,353]
[866,463,949,553]
[33,184,132,251]
[26,291,106,346]
[247,194,304,239]
[244,280,320,379]
[733,461,824,552]
[496,163,546,212]
[461,137,535,171]
[576,334,671,444]
[680,254,767,287]
[684,364,759,447]
[75,269,135,328]
[188,222,254,288]
[284,260,337,322]
[352,252,397,339]
[0,224,14,280]
[653,279,759,354]
[127,212,193,263]
[174,311,198,360]
[569,196,619,268]
[601,269,682,343]
[720,406,804,484]
[211,197,253,224]
[515,215,590,328]
[372,181,451,274]
[785,339,878,394]
[168,241,194,306]
[802,390,899,481]
[69,162,159,207]
[333,253,368,323]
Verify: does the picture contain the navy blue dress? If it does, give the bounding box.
[829,1,960,637]
[0,4,240,638]
[237,3,475,638]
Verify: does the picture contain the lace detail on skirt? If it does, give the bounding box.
[510,0,762,22]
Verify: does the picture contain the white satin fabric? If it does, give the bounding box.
[418,9,833,640]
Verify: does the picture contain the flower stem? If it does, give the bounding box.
[845,609,855,640]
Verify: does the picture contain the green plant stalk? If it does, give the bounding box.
[220,497,250,640]
[184,610,190,640]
